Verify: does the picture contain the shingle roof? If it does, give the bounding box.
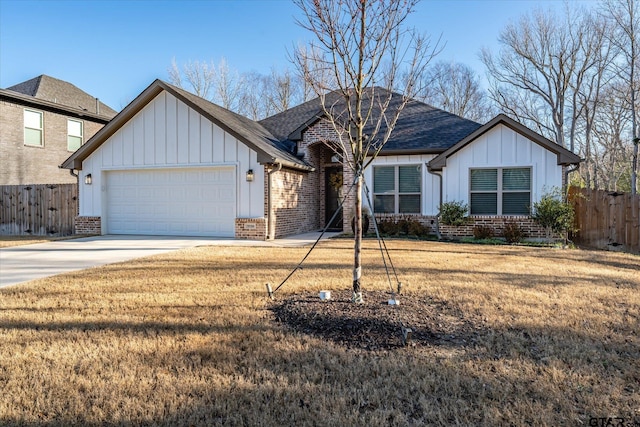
[259,88,483,154]
[7,75,118,118]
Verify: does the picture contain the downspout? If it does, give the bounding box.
[267,162,282,240]
[426,163,443,239]
[69,169,80,223]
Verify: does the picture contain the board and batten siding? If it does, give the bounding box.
[364,154,439,216]
[78,91,264,221]
[441,124,562,206]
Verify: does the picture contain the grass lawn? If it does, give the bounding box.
[0,240,638,426]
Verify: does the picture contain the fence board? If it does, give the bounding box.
[0,184,77,236]
[570,187,640,254]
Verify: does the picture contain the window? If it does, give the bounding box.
[67,119,83,151]
[24,109,43,146]
[373,165,421,214]
[470,167,531,215]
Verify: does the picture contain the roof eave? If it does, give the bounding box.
[0,89,114,122]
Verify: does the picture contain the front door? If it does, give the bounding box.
[325,166,343,231]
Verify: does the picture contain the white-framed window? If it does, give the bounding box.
[373,165,421,214]
[67,119,83,151]
[24,109,43,146]
[470,167,531,215]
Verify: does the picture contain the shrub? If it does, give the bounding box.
[378,218,401,235]
[375,217,431,238]
[473,225,494,240]
[503,221,524,244]
[438,201,468,226]
[532,189,576,242]
[407,219,429,237]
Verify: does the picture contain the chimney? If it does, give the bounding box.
[96,97,100,114]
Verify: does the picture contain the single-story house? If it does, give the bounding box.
[60,79,581,239]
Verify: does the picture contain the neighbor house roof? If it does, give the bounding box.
[60,79,312,171]
[259,87,483,155]
[7,75,118,119]
[428,114,583,171]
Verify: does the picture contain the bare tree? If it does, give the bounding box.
[593,85,633,190]
[168,58,216,100]
[168,57,244,111]
[293,0,441,303]
[416,61,494,122]
[601,0,639,194]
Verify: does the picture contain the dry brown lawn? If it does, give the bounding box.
[0,240,638,426]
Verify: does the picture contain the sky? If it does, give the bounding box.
[0,0,596,112]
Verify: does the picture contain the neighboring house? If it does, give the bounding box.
[61,79,581,239]
[0,75,118,185]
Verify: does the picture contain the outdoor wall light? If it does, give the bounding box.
[84,174,92,185]
[246,169,254,182]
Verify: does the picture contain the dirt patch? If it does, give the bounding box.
[270,290,486,351]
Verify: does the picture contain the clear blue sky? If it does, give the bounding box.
[0,0,594,111]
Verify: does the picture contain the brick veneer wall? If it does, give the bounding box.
[0,98,108,185]
[270,165,321,238]
[75,216,101,234]
[438,216,549,239]
[235,217,267,240]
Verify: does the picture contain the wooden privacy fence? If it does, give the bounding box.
[0,184,77,236]
[570,187,640,254]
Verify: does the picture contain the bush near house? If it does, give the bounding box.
[438,201,468,226]
[532,189,575,243]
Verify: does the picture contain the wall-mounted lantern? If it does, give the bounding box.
[84,173,92,185]
[246,169,254,182]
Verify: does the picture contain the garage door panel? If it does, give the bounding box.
[106,167,236,237]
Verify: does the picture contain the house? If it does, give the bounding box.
[0,75,118,185]
[60,79,581,239]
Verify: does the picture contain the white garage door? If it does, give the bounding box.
[106,167,236,237]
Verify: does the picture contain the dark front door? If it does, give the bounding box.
[325,166,343,231]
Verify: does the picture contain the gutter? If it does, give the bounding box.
[267,162,282,240]
[426,162,443,239]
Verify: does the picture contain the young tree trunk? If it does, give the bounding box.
[352,173,363,303]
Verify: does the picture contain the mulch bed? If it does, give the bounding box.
[269,290,486,351]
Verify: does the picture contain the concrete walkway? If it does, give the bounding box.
[0,232,341,288]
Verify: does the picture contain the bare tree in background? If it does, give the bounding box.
[168,57,244,111]
[416,61,494,122]
[168,58,216,99]
[593,85,633,190]
[602,0,639,194]
[293,0,441,303]
[481,7,585,150]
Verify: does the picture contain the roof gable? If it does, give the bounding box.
[428,114,582,171]
[60,80,311,171]
[7,75,118,118]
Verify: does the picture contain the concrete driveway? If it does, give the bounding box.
[0,232,340,288]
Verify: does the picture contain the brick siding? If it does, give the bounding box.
[235,217,267,240]
[75,216,101,234]
[0,98,107,185]
[439,216,549,240]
